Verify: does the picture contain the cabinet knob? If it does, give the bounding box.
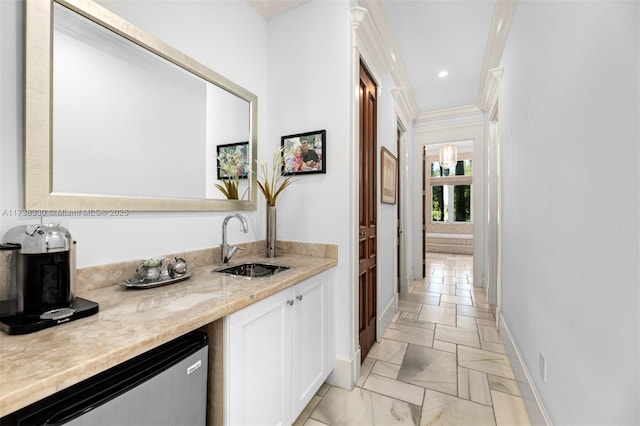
[296,295,303,301]
[287,299,294,306]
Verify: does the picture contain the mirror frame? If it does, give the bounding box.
[24,0,257,211]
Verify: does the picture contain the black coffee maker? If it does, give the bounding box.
[0,224,98,335]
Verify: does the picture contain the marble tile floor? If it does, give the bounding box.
[295,254,531,426]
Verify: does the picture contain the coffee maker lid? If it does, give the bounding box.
[3,224,72,254]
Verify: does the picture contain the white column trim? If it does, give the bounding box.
[351,6,388,86]
[480,67,504,113]
[327,350,361,391]
[352,3,419,120]
[476,0,518,107]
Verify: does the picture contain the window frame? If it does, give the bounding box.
[427,155,473,225]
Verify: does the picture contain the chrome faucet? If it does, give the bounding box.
[221,213,248,264]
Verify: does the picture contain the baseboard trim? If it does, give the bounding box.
[377,294,397,341]
[499,313,553,426]
[405,269,415,292]
[326,349,361,390]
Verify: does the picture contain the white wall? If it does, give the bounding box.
[267,0,409,383]
[0,0,268,267]
[0,0,10,225]
[499,1,639,424]
[266,0,355,378]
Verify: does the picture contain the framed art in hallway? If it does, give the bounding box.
[281,130,326,175]
[381,147,397,204]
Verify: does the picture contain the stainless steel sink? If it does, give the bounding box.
[214,262,290,279]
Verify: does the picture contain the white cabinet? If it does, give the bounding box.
[291,274,330,417]
[225,272,330,426]
[225,285,291,426]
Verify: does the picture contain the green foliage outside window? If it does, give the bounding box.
[432,184,471,223]
[454,185,471,222]
[432,186,444,221]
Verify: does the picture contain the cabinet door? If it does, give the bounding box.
[225,290,292,426]
[291,273,328,419]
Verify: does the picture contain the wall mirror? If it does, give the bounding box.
[25,0,257,211]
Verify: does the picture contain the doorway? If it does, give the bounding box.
[358,61,377,361]
[423,143,474,264]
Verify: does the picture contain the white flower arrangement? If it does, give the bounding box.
[256,147,296,206]
[216,147,246,200]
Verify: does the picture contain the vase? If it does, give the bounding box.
[266,205,277,258]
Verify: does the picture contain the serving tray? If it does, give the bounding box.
[119,270,193,289]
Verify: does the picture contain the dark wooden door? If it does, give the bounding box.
[359,62,377,361]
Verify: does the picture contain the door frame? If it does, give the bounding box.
[396,120,408,294]
[357,60,378,362]
[351,8,388,384]
[414,118,486,286]
[488,108,502,327]
[485,68,504,326]
[349,5,415,387]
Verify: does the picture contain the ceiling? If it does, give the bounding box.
[249,0,496,115]
[381,0,494,113]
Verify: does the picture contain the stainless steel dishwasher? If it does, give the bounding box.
[1,330,209,425]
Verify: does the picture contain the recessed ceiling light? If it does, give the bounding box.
[438,71,448,78]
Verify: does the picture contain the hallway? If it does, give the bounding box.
[294,254,530,425]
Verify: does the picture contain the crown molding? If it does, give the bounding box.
[351,5,388,85]
[361,0,419,120]
[415,105,484,132]
[476,0,518,109]
[413,120,484,147]
[414,119,484,134]
[479,67,504,113]
[352,2,419,120]
[247,0,310,20]
[389,48,419,121]
[416,105,482,123]
[391,87,413,129]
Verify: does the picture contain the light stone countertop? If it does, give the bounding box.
[0,247,337,418]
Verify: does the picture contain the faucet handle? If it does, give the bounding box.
[229,245,246,257]
[223,245,246,264]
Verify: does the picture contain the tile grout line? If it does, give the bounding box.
[308,254,529,426]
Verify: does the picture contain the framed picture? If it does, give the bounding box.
[216,142,249,180]
[281,130,326,175]
[381,147,397,204]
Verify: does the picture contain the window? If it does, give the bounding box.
[430,159,472,223]
[432,185,471,222]
[431,160,472,177]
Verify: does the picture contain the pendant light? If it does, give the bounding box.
[439,144,458,169]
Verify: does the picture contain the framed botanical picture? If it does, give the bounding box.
[216,141,249,180]
[281,130,326,175]
[381,147,397,204]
